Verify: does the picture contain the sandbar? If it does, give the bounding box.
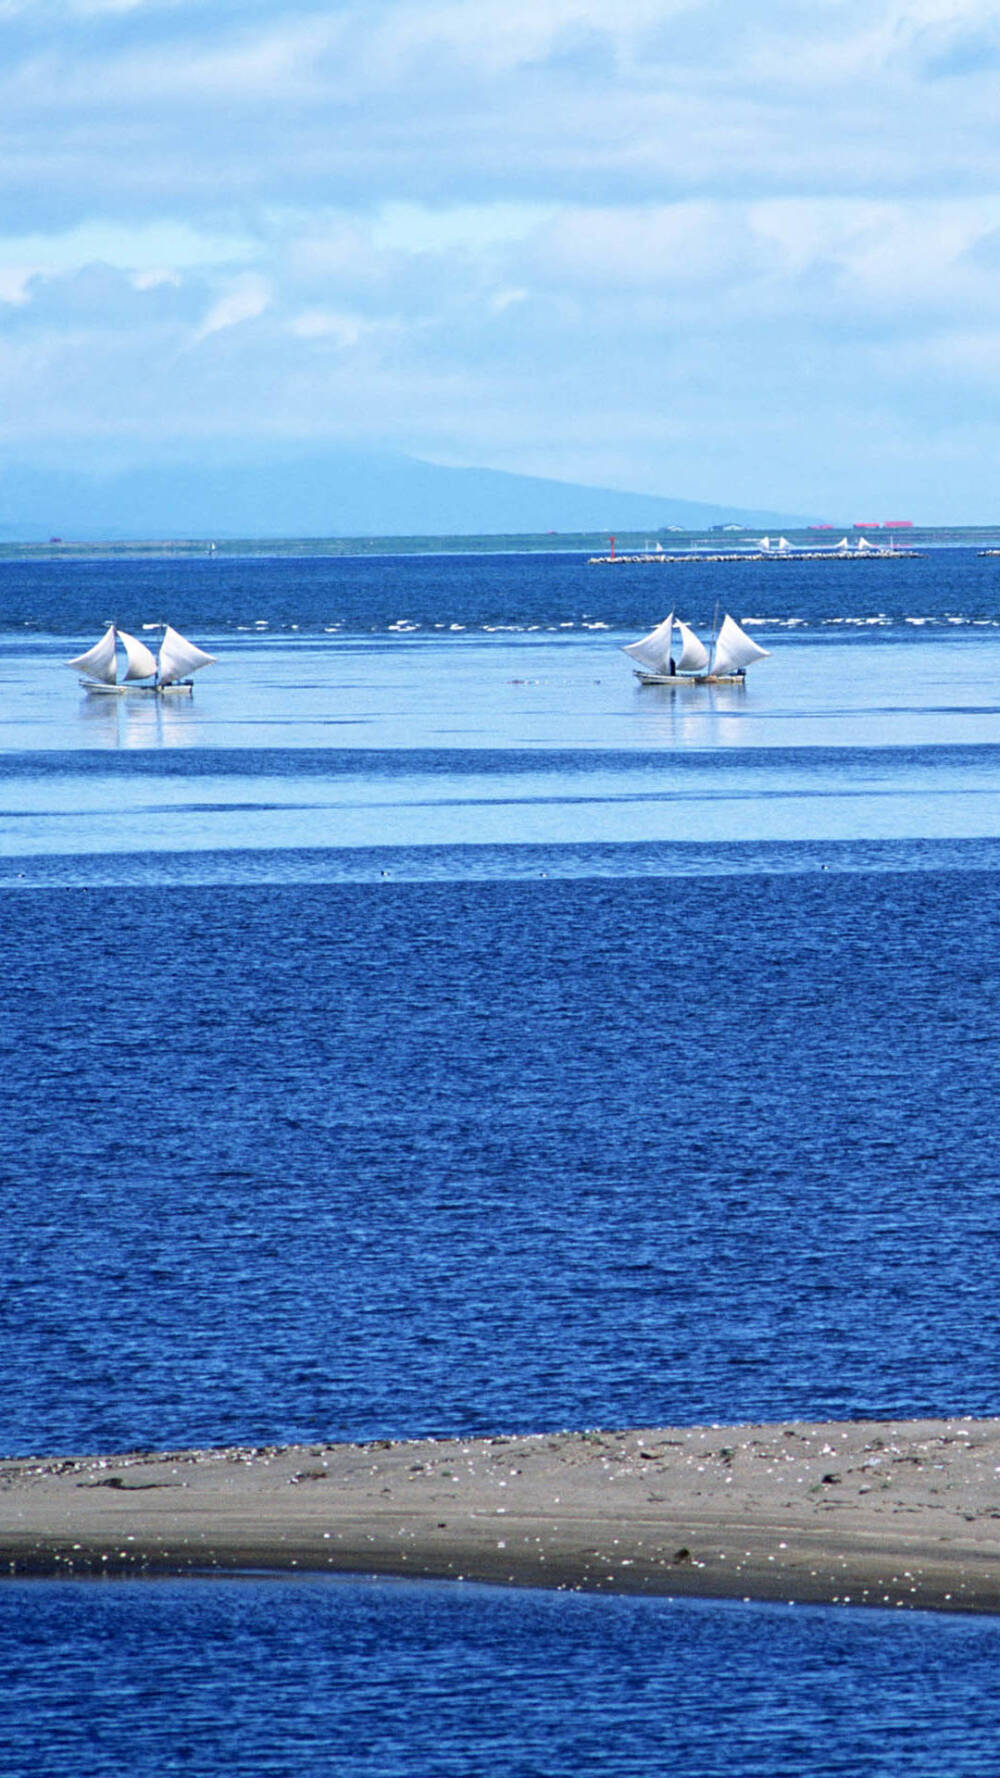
[3,1417,1000,1613]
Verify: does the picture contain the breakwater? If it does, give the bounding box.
[589,551,923,564]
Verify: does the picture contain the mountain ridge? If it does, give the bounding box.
[0,451,816,542]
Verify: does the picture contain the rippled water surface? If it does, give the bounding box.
[4,867,1000,1452]
[5,1579,1000,1778]
[3,549,1000,1774]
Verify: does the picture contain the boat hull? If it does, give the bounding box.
[80,681,194,696]
[635,671,746,686]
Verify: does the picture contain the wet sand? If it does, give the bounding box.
[3,1417,1000,1612]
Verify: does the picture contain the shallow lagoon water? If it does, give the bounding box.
[5,629,1000,855]
[7,626,1000,754]
[3,551,1000,1775]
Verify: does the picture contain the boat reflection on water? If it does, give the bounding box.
[633,678,758,750]
[75,681,204,749]
[69,620,216,750]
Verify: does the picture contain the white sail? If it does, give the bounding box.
[675,620,710,674]
[622,612,675,674]
[157,625,217,684]
[66,624,118,684]
[118,629,158,681]
[712,614,770,675]
[777,536,791,551]
[758,536,771,551]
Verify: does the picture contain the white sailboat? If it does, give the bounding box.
[623,611,768,684]
[622,610,678,675]
[710,613,770,677]
[66,623,217,695]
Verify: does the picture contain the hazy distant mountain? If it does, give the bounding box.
[0,451,814,542]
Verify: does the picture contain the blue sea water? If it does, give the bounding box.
[3,1579,1000,1778]
[3,546,1000,1773]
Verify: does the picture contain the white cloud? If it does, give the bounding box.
[0,0,191,18]
[193,275,272,341]
[533,203,749,290]
[355,0,681,79]
[3,2,1000,514]
[0,19,335,132]
[287,308,374,345]
[489,288,529,313]
[131,267,183,290]
[0,218,255,314]
[0,267,31,303]
[370,202,553,254]
[0,219,255,275]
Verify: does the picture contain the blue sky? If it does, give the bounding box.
[2,1,1000,521]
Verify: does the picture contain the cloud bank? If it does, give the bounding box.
[1,1,999,520]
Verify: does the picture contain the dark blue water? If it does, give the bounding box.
[3,551,1000,1774]
[3,869,1000,1455]
[3,1579,1000,1778]
[1,543,999,634]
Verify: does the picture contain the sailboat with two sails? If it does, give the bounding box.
[623,610,768,684]
[67,624,217,695]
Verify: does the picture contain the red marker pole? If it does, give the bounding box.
[609,534,616,560]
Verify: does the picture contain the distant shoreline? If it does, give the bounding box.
[3,1417,999,1614]
[2,526,1000,561]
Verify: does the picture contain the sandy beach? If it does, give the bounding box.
[2,1417,1000,1613]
